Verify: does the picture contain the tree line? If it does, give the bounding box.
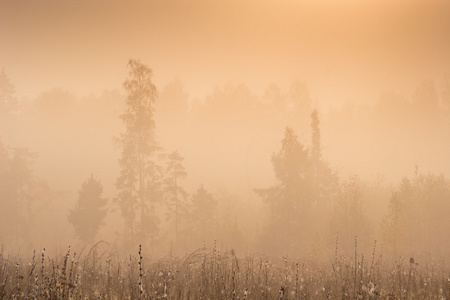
[1,61,450,259]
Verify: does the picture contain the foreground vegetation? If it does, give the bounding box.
[1,242,449,299]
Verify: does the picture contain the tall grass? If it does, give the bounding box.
[0,241,449,299]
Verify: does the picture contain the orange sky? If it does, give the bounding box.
[1,0,450,106]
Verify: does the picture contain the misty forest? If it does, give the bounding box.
[1,1,450,299]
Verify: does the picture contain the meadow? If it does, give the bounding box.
[1,241,449,299]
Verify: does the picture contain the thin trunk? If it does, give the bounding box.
[175,176,178,245]
[393,217,397,259]
[137,126,146,244]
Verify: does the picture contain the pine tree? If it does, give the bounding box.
[163,151,188,245]
[310,109,338,207]
[68,175,107,244]
[255,127,313,254]
[190,185,217,245]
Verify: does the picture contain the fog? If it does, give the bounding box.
[1,0,450,260]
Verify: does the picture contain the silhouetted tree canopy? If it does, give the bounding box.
[256,127,314,255]
[68,175,107,244]
[382,172,450,256]
[190,185,217,244]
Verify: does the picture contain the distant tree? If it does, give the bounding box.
[287,80,312,129]
[157,79,189,118]
[262,84,285,106]
[215,189,245,252]
[383,172,450,257]
[310,108,322,200]
[372,91,411,125]
[0,139,19,244]
[0,138,54,246]
[190,185,217,245]
[255,127,313,254]
[288,80,311,113]
[415,173,450,252]
[256,114,338,255]
[0,69,17,117]
[271,127,309,185]
[329,176,373,255]
[33,88,76,119]
[381,190,407,258]
[116,59,161,247]
[310,109,338,207]
[7,147,37,243]
[441,76,450,117]
[199,83,260,123]
[163,151,188,245]
[0,137,8,173]
[413,80,440,124]
[307,110,339,255]
[155,80,190,148]
[68,175,108,244]
[310,109,321,164]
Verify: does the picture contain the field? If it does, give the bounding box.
[1,242,449,299]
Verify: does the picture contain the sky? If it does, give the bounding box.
[1,0,449,107]
[1,0,450,193]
